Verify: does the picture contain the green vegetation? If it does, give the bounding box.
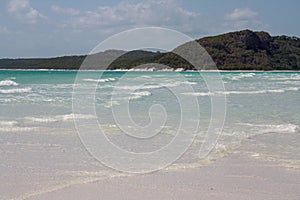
[0,30,299,70]
[0,56,85,70]
[196,30,300,70]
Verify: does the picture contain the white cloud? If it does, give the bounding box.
[226,8,257,21]
[57,0,199,31]
[224,8,268,30]
[7,0,47,24]
[51,5,80,16]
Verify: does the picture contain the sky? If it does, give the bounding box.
[0,0,300,58]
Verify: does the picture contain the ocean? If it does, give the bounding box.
[0,70,299,199]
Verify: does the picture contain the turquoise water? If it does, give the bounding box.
[0,70,299,199]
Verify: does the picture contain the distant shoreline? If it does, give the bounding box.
[0,68,299,72]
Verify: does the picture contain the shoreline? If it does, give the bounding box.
[24,154,300,200]
[0,68,300,72]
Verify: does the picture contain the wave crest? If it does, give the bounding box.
[0,80,19,86]
[0,87,32,94]
[183,87,299,96]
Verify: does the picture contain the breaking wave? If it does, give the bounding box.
[83,78,116,83]
[0,80,19,86]
[229,73,256,81]
[238,123,298,134]
[130,91,152,100]
[115,81,195,91]
[0,87,32,94]
[183,87,299,96]
[25,114,97,123]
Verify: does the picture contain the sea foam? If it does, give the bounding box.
[0,87,32,94]
[0,80,19,86]
[183,87,299,96]
[230,73,256,80]
[239,123,298,134]
[130,91,152,100]
[83,78,116,83]
[0,120,38,132]
[25,114,97,123]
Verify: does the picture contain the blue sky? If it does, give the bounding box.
[1,0,299,58]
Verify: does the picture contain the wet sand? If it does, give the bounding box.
[28,154,300,200]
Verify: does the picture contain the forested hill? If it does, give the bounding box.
[197,30,300,70]
[0,30,299,70]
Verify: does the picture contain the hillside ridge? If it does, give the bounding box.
[1,30,299,70]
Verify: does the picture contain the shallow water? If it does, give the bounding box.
[0,70,299,199]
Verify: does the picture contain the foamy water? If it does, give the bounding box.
[0,70,299,199]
